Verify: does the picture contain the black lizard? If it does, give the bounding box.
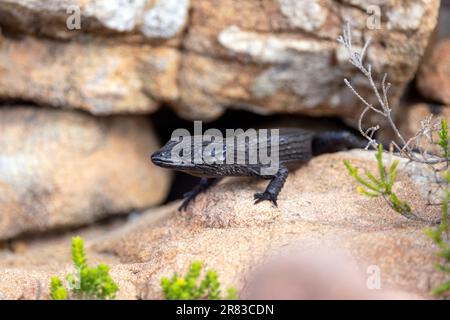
[151,128,365,211]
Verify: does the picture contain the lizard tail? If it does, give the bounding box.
[312,131,367,156]
[312,131,428,157]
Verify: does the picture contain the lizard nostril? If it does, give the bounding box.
[151,152,162,163]
[151,151,173,167]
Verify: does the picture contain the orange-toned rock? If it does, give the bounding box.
[1,151,444,299]
[176,0,440,123]
[0,36,180,114]
[0,106,170,239]
[0,0,441,121]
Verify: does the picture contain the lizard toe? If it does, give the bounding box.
[178,190,200,211]
[254,192,278,207]
[178,195,195,211]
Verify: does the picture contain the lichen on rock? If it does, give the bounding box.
[141,0,189,39]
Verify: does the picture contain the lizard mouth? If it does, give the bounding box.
[150,153,175,167]
[151,152,196,169]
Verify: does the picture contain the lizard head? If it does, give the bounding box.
[151,136,225,176]
[151,139,187,169]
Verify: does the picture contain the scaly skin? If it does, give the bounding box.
[151,129,365,211]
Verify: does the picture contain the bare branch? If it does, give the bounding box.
[344,79,384,116]
[338,22,446,166]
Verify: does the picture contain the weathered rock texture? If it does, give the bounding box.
[0,0,189,41]
[417,39,450,105]
[177,0,441,122]
[0,107,170,239]
[241,250,422,299]
[0,36,180,115]
[0,151,445,299]
[0,0,441,122]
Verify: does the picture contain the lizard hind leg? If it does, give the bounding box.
[254,166,289,207]
[179,177,220,211]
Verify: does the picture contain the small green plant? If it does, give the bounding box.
[438,118,449,163]
[50,277,68,300]
[161,261,237,300]
[344,144,413,218]
[424,120,450,297]
[50,236,119,300]
[424,171,450,296]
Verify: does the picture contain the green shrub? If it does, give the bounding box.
[50,277,68,300]
[424,172,450,296]
[50,236,119,300]
[438,119,449,162]
[344,144,413,218]
[161,261,237,300]
[339,22,450,298]
[424,120,450,297]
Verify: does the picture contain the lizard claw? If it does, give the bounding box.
[178,201,189,212]
[177,178,219,212]
[178,190,199,211]
[178,198,192,211]
[178,191,197,211]
[254,192,278,207]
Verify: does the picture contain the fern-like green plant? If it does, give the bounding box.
[438,118,449,163]
[423,119,450,297]
[344,144,413,218]
[161,261,237,300]
[50,277,68,300]
[50,236,119,300]
[424,171,450,296]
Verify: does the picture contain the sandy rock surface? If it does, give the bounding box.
[0,150,445,299]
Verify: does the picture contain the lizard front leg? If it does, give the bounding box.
[179,177,220,211]
[254,166,289,207]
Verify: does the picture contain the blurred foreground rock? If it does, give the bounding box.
[0,151,445,299]
[0,0,441,123]
[0,107,170,239]
[242,250,422,300]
